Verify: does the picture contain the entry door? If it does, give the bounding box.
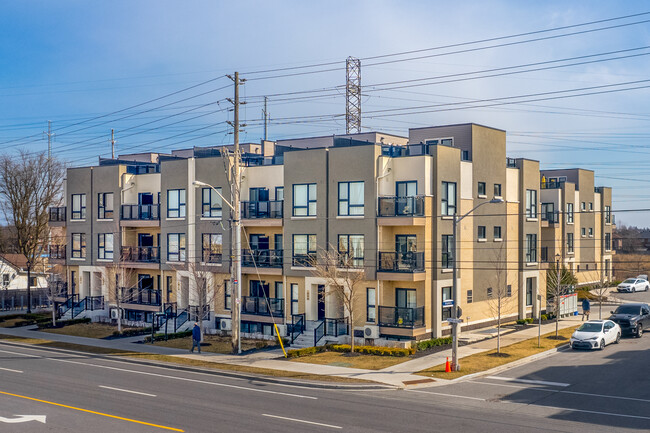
[250,188,269,202]
[318,284,326,320]
[139,193,154,219]
[395,235,417,269]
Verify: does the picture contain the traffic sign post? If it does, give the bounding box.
[446,318,463,324]
[442,299,454,308]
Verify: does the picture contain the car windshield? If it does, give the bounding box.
[614,306,641,315]
[577,323,603,332]
[622,279,637,284]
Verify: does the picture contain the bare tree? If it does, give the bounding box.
[104,262,142,333]
[186,261,222,340]
[588,270,610,320]
[310,246,366,352]
[546,264,578,337]
[487,244,514,354]
[0,151,64,313]
[45,273,68,326]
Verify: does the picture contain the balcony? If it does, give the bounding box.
[242,249,283,268]
[120,287,162,308]
[49,244,66,260]
[120,204,160,226]
[378,196,425,218]
[378,252,424,272]
[121,246,160,264]
[292,253,316,268]
[202,248,222,264]
[378,306,425,328]
[48,206,66,224]
[241,200,283,226]
[541,180,565,189]
[241,296,284,318]
[541,210,559,227]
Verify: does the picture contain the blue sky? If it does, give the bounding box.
[1,1,650,226]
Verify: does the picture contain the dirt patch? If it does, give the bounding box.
[288,351,408,370]
[149,334,277,354]
[41,323,141,339]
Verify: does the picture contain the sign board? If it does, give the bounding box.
[446,318,463,324]
[442,299,454,308]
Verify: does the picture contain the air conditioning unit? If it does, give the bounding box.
[363,325,379,339]
[275,324,287,337]
[110,308,120,320]
[220,318,232,331]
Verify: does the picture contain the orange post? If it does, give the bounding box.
[445,357,451,373]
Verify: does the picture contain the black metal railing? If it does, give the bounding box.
[121,204,160,220]
[49,244,66,259]
[241,296,284,317]
[506,157,517,168]
[189,305,210,321]
[541,211,559,223]
[290,313,305,343]
[378,196,425,217]
[175,308,189,332]
[378,306,425,328]
[241,200,283,219]
[314,321,325,346]
[242,249,283,268]
[121,246,160,263]
[541,180,565,189]
[292,253,316,267]
[314,318,349,346]
[120,288,161,306]
[57,293,79,317]
[202,248,222,264]
[72,296,104,319]
[377,252,425,272]
[48,206,66,222]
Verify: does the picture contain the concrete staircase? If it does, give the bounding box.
[289,320,322,349]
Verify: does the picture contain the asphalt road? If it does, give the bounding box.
[610,287,650,304]
[0,336,648,432]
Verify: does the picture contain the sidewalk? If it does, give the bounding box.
[0,313,588,389]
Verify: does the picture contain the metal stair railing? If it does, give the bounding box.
[58,294,79,317]
[313,320,325,346]
[174,308,189,332]
[290,313,305,343]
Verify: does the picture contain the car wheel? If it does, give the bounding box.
[646,285,649,292]
[615,332,621,344]
[600,338,606,350]
[637,324,643,338]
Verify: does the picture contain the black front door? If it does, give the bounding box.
[318,284,326,320]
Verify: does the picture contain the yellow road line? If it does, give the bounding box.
[0,390,184,432]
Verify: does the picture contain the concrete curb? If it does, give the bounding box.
[0,339,395,391]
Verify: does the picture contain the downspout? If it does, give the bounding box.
[375,156,391,325]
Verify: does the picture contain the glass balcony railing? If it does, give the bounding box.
[378,306,425,328]
[121,246,160,263]
[48,206,66,222]
[378,196,425,217]
[241,200,283,219]
[377,252,424,272]
[121,204,160,220]
[49,244,66,259]
[241,296,284,317]
[242,249,283,268]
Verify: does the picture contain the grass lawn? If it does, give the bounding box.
[417,325,579,380]
[0,334,372,384]
[288,351,409,370]
[151,334,278,354]
[0,313,51,328]
[41,322,140,339]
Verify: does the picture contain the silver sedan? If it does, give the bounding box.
[617,278,650,293]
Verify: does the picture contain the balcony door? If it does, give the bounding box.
[250,280,270,298]
[396,288,416,309]
[250,234,269,250]
[138,233,153,247]
[396,181,417,215]
[138,193,154,219]
[250,187,269,202]
[395,235,417,270]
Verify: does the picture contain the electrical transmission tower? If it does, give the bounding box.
[345,56,361,134]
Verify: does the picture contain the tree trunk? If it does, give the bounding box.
[349,311,354,353]
[51,305,56,326]
[497,315,501,354]
[26,264,32,314]
[555,301,559,337]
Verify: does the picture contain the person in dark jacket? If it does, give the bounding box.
[190,322,201,353]
[581,298,591,321]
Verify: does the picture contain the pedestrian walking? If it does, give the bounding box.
[581,298,591,321]
[190,322,201,353]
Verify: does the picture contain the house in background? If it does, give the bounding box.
[0,254,48,290]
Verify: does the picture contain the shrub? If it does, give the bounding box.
[38,317,91,329]
[286,346,327,358]
[144,329,192,343]
[525,318,534,324]
[416,336,453,351]
[516,319,527,325]
[113,327,154,338]
[541,314,548,321]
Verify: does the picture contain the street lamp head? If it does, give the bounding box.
[489,197,504,204]
[192,180,208,188]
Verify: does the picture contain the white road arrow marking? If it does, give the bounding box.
[0,415,47,424]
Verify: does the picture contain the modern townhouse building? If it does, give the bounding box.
[48,123,614,346]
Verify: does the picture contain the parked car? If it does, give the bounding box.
[609,303,650,337]
[617,278,649,293]
[570,320,621,350]
[637,274,648,281]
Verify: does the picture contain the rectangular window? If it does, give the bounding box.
[441,234,453,269]
[98,233,114,260]
[581,227,586,237]
[202,233,223,263]
[525,190,537,218]
[396,288,416,309]
[71,194,86,220]
[525,234,537,263]
[477,182,486,196]
[71,233,86,258]
[461,150,470,161]
[293,183,317,216]
[467,290,473,304]
[366,287,376,322]
[167,233,186,262]
[202,187,222,218]
[588,227,593,237]
[567,203,574,223]
[97,192,114,219]
[581,202,586,211]
[292,234,316,266]
[541,203,554,221]
[507,285,512,297]
[338,181,364,216]
[167,189,186,218]
[589,202,593,211]
[224,280,231,310]
[487,287,493,299]
[442,286,452,320]
[567,233,574,253]
[338,234,364,267]
[526,277,534,306]
[494,183,502,197]
[494,226,502,240]
[274,282,283,299]
[605,233,611,251]
[291,283,299,315]
[441,181,456,216]
[605,205,611,223]
[478,226,486,240]
[275,186,284,201]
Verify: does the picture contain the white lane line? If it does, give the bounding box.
[98,385,157,397]
[407,389,486,401]
[262,414,342,429]
[544,405,650,421]
[485,376,570,387]
[0,366,23,373]
[0,348,40,358]
[48,357,317,400]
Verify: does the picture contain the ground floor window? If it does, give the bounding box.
[526,277,535,306]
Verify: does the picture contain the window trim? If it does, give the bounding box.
[71,233,86,258]
[477,181,486,197]
[290,283,299,315]
[201,187,222,218]
[201,233,223,263]
[97,192,114,220]
[167,189,186,219]
[467,289,473,304]
[71,194,86,220]
[292,183,317,217]
[567,202,574,223]
[224,280,231,310]
[441,234,453,269]
[366,287,376,323]
[493,226,502,240]
[97,233,114,260]
[167,233,186,262]
[525,233,537,263]
[338,234,365,268]
[525,189,537,219]
[478,226,486,240]
[441,181,457,216]
[338,181,364,216]
[292,234,317,266]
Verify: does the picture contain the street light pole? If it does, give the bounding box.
[451,197,503,371]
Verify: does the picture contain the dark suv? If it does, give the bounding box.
[609,303,650,337]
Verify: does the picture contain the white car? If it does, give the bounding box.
[570,320,621,350]
[617,278,649,293]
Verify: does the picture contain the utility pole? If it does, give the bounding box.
[345,57,361,134]
[45,120,54,159]
[263,96,269,141]
[111,129,116,159]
